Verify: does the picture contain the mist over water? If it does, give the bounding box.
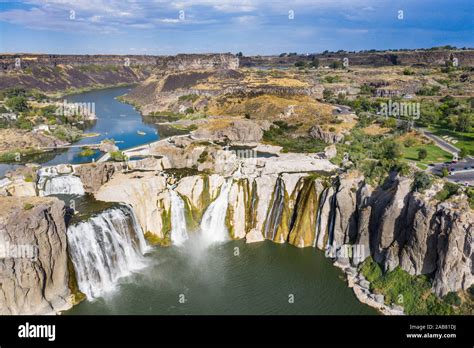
[66,238,376,315]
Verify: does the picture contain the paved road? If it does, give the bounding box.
[417,128,460,155]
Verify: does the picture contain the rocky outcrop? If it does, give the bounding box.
[0,197,71,314]
[74,162,120,193]
[192,119,264,143]
[0,53,238,93]
[309,125,345,144]
[240,50,474,68]
[95,172,169,238]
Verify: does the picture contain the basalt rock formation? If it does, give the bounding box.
[0,197,72,314]
[89,161,472,297]
[0,153,471,314]
[240,50,474,68]
[0,53,239,93]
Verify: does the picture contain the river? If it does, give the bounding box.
[66,239,376,315]
[0,86,159,176]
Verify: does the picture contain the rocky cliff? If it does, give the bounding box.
[0,53,239,93]
[0,197,72,314]
[88,158,472,298]
[240,50,474,67]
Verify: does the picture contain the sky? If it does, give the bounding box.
[0,0,472,55]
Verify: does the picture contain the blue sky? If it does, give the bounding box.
[0,0,472,55]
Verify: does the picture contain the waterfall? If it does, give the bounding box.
[200,179,232,245]
[170,190,189,246]
[264,177,285,240]
[38,166,84,196]
[314,187,330,247]
[67,205,147,299]
[326,187,338,250]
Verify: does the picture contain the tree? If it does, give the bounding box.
[294,61,306,68]
[236,52,243,57]
[310,58,319,68]
[329,60,344,69]
[459,147,468,159]
[412,172,432,192]
[441,167,449,177]
[418,148,428,160]
[5,96,28,113]
[379,139,403,160]
[456,113,472,132]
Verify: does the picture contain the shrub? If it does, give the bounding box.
[412,172,432,192]
[329,60,344,69]
[435,182,459,201]
[443,292,461,307]
[6,96,28,113]
[360,257,454,315]
[378,139,402,160]
[78,148,96,157]
[324,75,341,83]
[359,84,375,95]
[382,118,397,128]
[178,94,199,102]
[418,148,428,160]
[294,61,306,68]
[403,138,416,147]
[109,151,127,162]
[23,203,34,210]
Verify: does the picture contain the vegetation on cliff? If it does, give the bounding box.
[360,257,473,315]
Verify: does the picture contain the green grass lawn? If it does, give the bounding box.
[402,143,453,165]
[429,125,474,155]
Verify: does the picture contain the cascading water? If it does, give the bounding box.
[170,190,189,246]
[314,187,330,247]
[38,166,85,196]
[200,179,232,245]
[264,177,285,240]
[67,204,147,299]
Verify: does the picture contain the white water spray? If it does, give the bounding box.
[170,190,189,246]
[200,179,232,245]
[67,205,147,299]
[37,166,85,196]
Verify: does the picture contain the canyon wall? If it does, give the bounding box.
[0,157,471,313]
[91,167,473,297]
[0,53,239,92]
[240,50,474,67]
[0,197,72,314]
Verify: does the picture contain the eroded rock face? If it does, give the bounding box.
[95,172,168,237]
[0,197,71,314]
[433,204,473,296]
[75,162,120,193]
[31,149,470,301]
[192,119,264,143]
[309,125,344,144]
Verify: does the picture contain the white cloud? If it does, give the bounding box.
[0,0,382,33]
